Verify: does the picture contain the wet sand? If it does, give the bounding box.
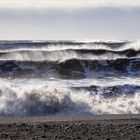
[0,115,140,140]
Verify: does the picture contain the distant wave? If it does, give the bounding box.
[0,40,132,51]
[0,40,139,62]
[0,48,140,62]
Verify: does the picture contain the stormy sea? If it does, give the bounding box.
[0,40,140,117]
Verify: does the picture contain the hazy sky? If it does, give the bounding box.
[0,0,140,40]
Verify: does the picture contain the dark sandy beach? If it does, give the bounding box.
[0,115,139,140]
[0,41,140,140]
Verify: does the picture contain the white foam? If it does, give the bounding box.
[1,76,140,88]
[0,78,139,116]
[0,49,138,62]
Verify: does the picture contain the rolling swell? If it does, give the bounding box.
[0,40,133,52]
[0,40,128,48]
[0,58,140,78]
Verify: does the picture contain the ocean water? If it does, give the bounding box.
[0,40,140,116]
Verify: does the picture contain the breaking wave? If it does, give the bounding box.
[0,40,140,116]
[0,58,140,78]
[0,80,140,116]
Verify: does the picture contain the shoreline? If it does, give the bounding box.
[0,114,140,123]
[0,115,139,140]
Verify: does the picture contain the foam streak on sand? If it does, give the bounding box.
[0,40,140,116]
